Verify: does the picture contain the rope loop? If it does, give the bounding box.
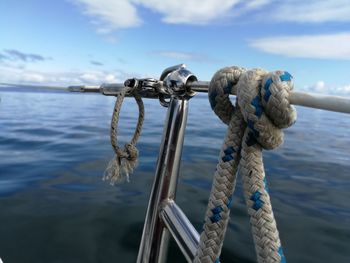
[208,66,246,125]
[195,67,296,263]
[103,87,144,185]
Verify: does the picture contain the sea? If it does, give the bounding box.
[0,86,349,263]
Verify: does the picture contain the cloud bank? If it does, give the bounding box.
[249,32,350,60]
[304,81,350,95]
[72,0,350,34]
[271,0,350,23]
[73,0,141,33]
[153,50,220,63]
[0,66,125,86]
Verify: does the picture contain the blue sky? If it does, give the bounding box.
[0,0,350,95]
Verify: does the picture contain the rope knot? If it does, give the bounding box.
[123,143,138,161]
[237,69,297,150]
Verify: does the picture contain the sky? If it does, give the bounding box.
[0,0,350,95]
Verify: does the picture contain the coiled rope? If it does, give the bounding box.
[103,87,144,185]
[194,66,296,263]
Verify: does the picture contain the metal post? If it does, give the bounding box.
[137,96,189,263]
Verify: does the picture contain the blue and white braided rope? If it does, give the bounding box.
[194,66,296,263]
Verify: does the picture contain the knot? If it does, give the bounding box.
[209,67,296,150]
[103,143,139,185]
[237,69,296,149]
[123,143,138,161]
[103,88,144,185]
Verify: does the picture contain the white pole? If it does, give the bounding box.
[188,81,350,114]
[289,92,350,114]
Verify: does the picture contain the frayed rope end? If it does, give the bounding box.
[103,144,139,185]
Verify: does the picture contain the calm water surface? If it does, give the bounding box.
[0,88,349,263]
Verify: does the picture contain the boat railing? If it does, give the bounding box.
[68,64,350,262]
[3,64,350,262]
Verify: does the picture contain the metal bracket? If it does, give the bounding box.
[158,64,198,107]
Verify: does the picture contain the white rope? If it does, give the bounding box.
[195,66,296,263]
[103,88,144,185]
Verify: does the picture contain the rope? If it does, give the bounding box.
[103,88,144,185]
[195,66,296,263]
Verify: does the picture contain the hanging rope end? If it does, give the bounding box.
[103,156,123,185]
[103,144,139,185]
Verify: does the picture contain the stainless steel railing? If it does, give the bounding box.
[66,80,350,114]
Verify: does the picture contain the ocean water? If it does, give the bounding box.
[0,87,349,263]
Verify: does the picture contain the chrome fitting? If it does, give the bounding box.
[159,64,198,107]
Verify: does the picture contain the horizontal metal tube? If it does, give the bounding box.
[288,92,350,114]
[68,85,100,92]
[160,201,199,263]
[70,81,350,114]
[187,81,211,92]
[188,81,350,114]
[2,81,350,114]
[0,82,67,91]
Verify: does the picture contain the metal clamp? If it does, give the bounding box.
[124,78,161,92]
[159,64,197,107]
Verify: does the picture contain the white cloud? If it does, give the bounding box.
[272,0,350,23]
[154,50,220,63]
[0,65,124,86]
[308,81,326,93]
[249,32,350,60]
[156,51,194,60]
[135,0,240,25]
[79,72,119,83]
[21,73,46,83]
[245,0,271,9]
[140,0,350,24]
[304,81,350,96]
[72,0,141,33]
[71,0,267,32]
[341,84,350,94]
[71,0,350,34]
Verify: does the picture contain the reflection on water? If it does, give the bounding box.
[0,89,349,263]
